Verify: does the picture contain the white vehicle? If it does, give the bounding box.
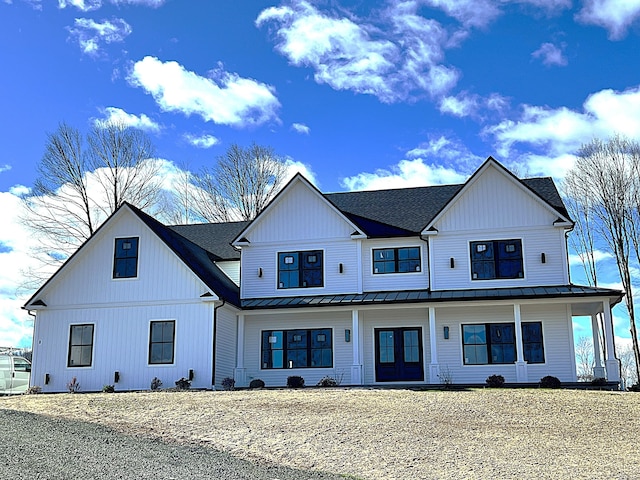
[0,356,31,395]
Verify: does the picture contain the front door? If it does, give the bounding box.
[375,328,424,382]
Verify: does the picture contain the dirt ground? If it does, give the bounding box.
[2,388,639,479]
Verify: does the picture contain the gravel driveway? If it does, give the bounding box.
[0,409,347,480]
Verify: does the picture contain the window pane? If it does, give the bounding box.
[81,325,93,345]
[464,345,487,364]
[272,350,284,368]
[379,331,394,363]
[81,345,93,366]
[71,326,83,345]
[150,343,163,363]
[463,325,486,344]
[69,346,82,366]
[162,322,174,342]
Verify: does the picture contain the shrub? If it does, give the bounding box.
[26,385,42,395]
[438,366,454,388]
[287,375,305,388]
[175,377,191,390]
[540,375,561,389]
[221,377,235,391]
[102,384,115,393]
[316,376,338,387]
[249,378,265,389]
[591,377,607,387]
[150,377,163,391]
[66,377,80,393]
[486,374,505,388]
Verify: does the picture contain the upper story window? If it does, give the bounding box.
[68,324,94,367]
[470,239,523,280]
[278,250,323,289]
[113,237,139,279]
[373,247,421,274]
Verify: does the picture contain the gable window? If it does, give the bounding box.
[278,250,323,288]
[113,237,139,279]
[68,324,94,367]
[262,328,332,369]
[149,321,175,364]
[373,247,421,274]
[470,239,523,280]
[462,322,544,365]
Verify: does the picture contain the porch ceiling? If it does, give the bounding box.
[241,284,623,310]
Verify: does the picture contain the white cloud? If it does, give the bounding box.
[67,17,132,56]
[421,0,502,28]
[58,0,164,10]
[531,42,568,67]
[284,159,317,185]
[0,164,11,174]
[95,107,161,133]
[128,56,281,127]
[257,0,459,103]
[568,249,615,267]
[291,122,310,135]
[438,91,510,119]
[9,185,30,196]
[485,84,640,160]
[576,0,640,40]
[183,133,220,149]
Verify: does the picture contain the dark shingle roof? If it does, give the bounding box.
[129,206,241,306]
[325,177,568,234]
[169,221,248,260]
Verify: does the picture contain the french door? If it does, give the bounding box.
[375,327,424,382]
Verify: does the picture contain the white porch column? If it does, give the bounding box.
[233,313,247,387]
[591,313,606,379]
[350,309,363,385]
[429,307,440,383]
[602,299,621,382]
[514,304,528,382]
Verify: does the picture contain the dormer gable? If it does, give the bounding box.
[421,157,573,234]
[231,173,365,245]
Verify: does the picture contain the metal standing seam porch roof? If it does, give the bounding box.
[241,285,624,309]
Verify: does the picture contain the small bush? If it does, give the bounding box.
[26,385,42,395]
[540,375,561,389]
[221,377,235,391]
[150,377,162,391]
[249,378,265,389]
[316,376,338,387]
[287,375,305,388]
[66,377,80,393]
[102,384,115,393]
[628,383,640,392]
[486,374,505,388]
[175,377,191,390]
[591,377,607,387]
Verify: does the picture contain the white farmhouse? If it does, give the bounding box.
[24,158,622,391]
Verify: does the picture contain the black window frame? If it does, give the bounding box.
[372,246,421,274]
[261,328,333,369]
[277,250,324,289]
[470,239,523,280]
[67,324,94,368]
[149,320,176,365]
[113,237,139,279]
[462,322,544,365]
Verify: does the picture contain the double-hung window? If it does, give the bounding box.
[113,237,139,279]
[149,321,175,365]
[262,328,332,369]
[470,239,523,280]
[278,250,323,288]
[373,247,420,274]
[462,322,544,365]
[68,324,94,367]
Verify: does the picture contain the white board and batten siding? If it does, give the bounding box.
[32,302,214,392]
[433,303,575,383]
[362,238,429,292]
[240,180,361,299]
[242,310,352,387]
[41,208,210,307]
[429,165,569,291]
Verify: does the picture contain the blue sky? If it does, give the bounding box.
[1,0,640,351]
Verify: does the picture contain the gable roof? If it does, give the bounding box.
[24,203,241,310]
[169,221,248,260]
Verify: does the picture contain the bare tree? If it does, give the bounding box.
[190,143,288,222]
[21,121,161,288]
[564,134,640,382]
[575,336,595,382]
[618,343,638,388]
